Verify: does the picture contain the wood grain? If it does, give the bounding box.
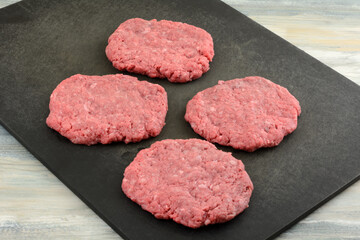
[225,0,360,85]
[1,0,359,239]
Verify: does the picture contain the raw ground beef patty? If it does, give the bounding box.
[105,18,214,83]
[46,74,167,145]
[185,76,301,152]
[122,139,253,228]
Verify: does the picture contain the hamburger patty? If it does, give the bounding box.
[106,18,214,83]
[185,76,301,151]
[122,139,253,228]
[46,74,167,145]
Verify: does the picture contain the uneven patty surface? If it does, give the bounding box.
[185,76,301,152]
[46,74,167,145]
[106,18,214,83]
[122,139,253,228]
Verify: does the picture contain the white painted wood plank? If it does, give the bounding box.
[224,0,360,85]
[0,127,119,240]
[1,0,359,239]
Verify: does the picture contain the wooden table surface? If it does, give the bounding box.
[1,0,359,239]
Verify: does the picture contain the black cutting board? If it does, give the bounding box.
[1,0,359,239]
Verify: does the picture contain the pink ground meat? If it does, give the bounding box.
[46,74,167,145]
[122,139,253,228]
[185,76,301,151]
[106,18,214,83]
